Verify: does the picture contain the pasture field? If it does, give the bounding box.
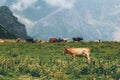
[0,42,119,80]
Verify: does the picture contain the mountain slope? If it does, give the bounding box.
[0,6,30,39]
[0,24,16,39]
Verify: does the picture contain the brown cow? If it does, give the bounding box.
[73,37,83,42]
[63,47,91,63]
[49,37,58,42]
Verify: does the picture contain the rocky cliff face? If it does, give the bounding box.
[0,6,30,39]
[0,24,16,39]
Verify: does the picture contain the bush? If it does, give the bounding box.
[9,53,18,57]
[112,72,120,80]
[80,66,90,75]
[0,67,7,75]
[95,66,104,74]
[18,64,30,74]
[30,68,40,77]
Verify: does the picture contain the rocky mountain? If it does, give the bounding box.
[0,6,30,39]
[0,24,16,39]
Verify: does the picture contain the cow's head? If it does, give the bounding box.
[63,47,68,54]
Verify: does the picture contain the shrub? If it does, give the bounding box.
[95,66,104,74]
[80,66,90,75]
[30,68,40,77]
[0,67,7,75]
[112,72,120,80]
[9,53,18,57]
[18,64,30,74]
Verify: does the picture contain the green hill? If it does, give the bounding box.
[0,42,119,79]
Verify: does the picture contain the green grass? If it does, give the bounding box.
[0,42,120,80]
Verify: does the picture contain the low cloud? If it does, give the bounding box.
[44,0,75,9]
[13,13,34,28]
[112,30,120,41]
[11,0,38,11]
[34,8,63,25]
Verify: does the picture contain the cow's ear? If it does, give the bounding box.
[87,48,90,51]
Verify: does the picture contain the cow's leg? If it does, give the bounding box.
[84,56,88,62]
[72,55,75,60]
[84,52,91,63]
[86,54,91,63]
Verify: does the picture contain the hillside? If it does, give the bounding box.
[0,42,119,79]
[0,6,30,39]
[0,24,16,39]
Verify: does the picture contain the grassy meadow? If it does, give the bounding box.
[0,42,120,80]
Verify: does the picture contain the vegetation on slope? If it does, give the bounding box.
[0,42,119,80]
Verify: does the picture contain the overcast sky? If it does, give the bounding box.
[1,0,120,41]
[1,0,120,27]
[0,0,77,26]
